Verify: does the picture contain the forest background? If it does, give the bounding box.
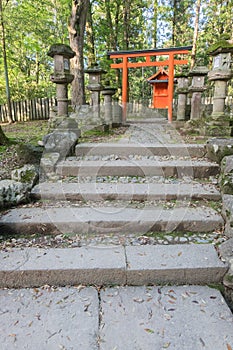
[0,0,232,108]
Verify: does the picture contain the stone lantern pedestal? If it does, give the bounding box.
[102,84,117,128]
[206,42,233,136]
[188,65,208,120]
[85,64,106,127]
[175,71,189,121]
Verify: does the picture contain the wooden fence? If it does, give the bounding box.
[128,96,233,116]
[0,97,56,123]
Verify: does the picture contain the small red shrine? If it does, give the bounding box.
[147,68,169,109]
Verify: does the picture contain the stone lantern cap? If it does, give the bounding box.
[48,44,75,59]
[102,81,117,96]
[85,63,107,75]
[189,66,209,77]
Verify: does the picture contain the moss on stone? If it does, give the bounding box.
[20,170,35,183]
[220,174,233,194]
[207,39,233,55]
[224,274,233,285]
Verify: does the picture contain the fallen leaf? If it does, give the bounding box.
[227,344,232,350]
[178,252,182,256]
[133,298,144,303]
[163,342,171,348]
[200,337,205,347]
[144,328,154,334]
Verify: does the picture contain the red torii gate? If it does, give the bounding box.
[108,46,192,123]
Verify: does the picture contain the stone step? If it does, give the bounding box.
[99,285,233,350]
[56,159,219,178]
[127,117,167,124]
[31,182,221,201]
[1,285,232,350]
[0,244,227,288]
[75,142,206,158]
[0,206,223,235]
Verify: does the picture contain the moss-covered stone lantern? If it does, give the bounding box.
[188,65,208,120]
[102,82,117,127]
[48,44,75,117]
[175,68,189,121]
[85,64,106,125]
[207,38,233,136]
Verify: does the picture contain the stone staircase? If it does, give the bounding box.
[0,120,233,349]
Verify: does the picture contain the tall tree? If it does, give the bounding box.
[0,0,13,123]
[0,125,8,145]
[191,0,201,68]
[86,0,96,67]
[68,0,89,105]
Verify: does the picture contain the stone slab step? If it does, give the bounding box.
[75,142,206,158]
[100,285,233,350]
[56,159,219,178]
[31,182,221,201]
[1,285,232,350]
[0,206,224,235]
[0,244,227,288]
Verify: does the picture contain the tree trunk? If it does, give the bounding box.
[104,0,121,88]
[123,0,130,50]
[172,0,178,46]
[0,125,8,145]
[0,0,13,123]
[68,0,89,106]
[153,0,158,48]
[191,0,201,69]
[86,0,96,67]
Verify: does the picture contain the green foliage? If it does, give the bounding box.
[0,0,69,103]
[0,0,232,104]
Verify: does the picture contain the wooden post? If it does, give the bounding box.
[168,53,175,123]
[122,56,128,123]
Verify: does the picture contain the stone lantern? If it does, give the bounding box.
[207,40,233,135]
[188,65,208,120]
[102,82,117,127]
[85,64,106,125]
[48,44,75,117]
[175,68,189,121]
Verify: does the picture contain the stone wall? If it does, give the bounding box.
[0,165,38,208]
[208,138,233,309]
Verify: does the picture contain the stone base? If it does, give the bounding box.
[112,122,122,128]
[180,119,203,135]
[204,113,232,136]
[204,124,232,137]
[206,138,233,163]
[172,121,186,129]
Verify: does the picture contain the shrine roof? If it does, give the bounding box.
[147,68,169,81]
[108,46,192,57]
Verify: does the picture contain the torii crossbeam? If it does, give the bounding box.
[108,46,192,123]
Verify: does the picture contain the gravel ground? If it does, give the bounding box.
[74,154,205,162]
[59,175,218,185]
[0,230,226,251]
